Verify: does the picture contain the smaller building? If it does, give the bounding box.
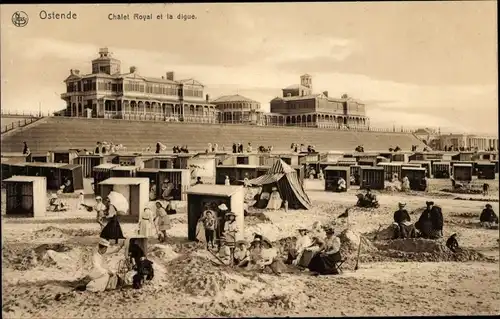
[212,94,264,125]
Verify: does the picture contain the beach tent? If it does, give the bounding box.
[245,159,311,210]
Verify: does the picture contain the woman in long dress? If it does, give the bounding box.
[223,212,239,250]
[154,201,171,242]
[138,208,154,237]
[267,187,283,210]
[100,196,125,244]
[307,228,342,275]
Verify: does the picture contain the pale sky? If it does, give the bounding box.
[0,2,497,135]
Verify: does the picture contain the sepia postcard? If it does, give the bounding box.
[1,2,498,318]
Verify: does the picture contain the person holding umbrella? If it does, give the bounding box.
[100,191,126,245]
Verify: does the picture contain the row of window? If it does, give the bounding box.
[67,80,203,97]
[218,103,260,110]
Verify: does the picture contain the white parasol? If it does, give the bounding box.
[107,191,129,213]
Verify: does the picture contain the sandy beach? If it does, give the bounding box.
[2,178,499,318]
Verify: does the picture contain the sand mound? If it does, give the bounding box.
[32,226,99,239]
[3,243,74,271]
[168,255,236,297]
[451,212,480,219]
[339,229,378,255]
[442,188,482,195]
[149,244,180,262]
[373,238,495,263]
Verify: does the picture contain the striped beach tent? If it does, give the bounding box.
[246,159,311,210]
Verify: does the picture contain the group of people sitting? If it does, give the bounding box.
[355,189,379,208]
[354,145,365,152]
[172,145,190,153]
[208,222,343,276]
[388,146,401,152]
[258,145,274,153]
[392,201,443,239]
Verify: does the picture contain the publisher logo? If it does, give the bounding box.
[12,11,29,27]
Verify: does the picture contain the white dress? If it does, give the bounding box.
[86,251,110,292]
[138,210,154,237]
[267,191,283,210]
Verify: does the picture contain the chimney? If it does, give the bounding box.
[323,91,328,97]
[206,94,210,102]
[130,66,137,73]
[166,71,174,81]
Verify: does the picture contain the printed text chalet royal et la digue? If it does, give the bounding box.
[37,10,197,21]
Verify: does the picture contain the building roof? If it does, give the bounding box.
[112,165,138,171]
[283,84,300,90]
[186,184,243,197]
[99,177,149,185]
[401,166,426,171]
[325,166,349,171]
[4,176,46,183]
[94,163,119,169]
[26,162,66,168]
[212,94,259,104]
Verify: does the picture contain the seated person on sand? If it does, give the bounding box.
[48,194,66,211]
[266,187,283,210]
[480,204,499,228]
[287,228,313,266]
[336,177,347,192]
[254,189,270,209]
[415,201,443,239]
[246,237,263,270]
[309,168,316,180]
[401,176,410,192]
[392,202,416,239]
[218,239,232,265]
[128,238,146,269]
[224,175,231,186]
[233,240,250,267]
[307,227,342,276]
[257,238,284,275]
[149,182,157,201]
[450,177,463,190]
[161,179,174,200]
[84,238,125,292]
[318,170,324,181]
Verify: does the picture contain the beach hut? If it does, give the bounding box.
[401,167,427,191]
[324,166,350,191]
[74,155,105,178]
[158,169,191,201]
[93,163,119,194]
[432,161,451,179]
[30,152,49,163]
[48,149,79,164]
[392,152,413,163]
[360,166,385,190]
[142,156,175,169]
[99,177,149,223]
[453,163,473,182]
[186,184,245,242]
[4,176,46,218]
[59,164,84,192]
[408,160,432,178]
[357,156,378,167]
[111,165,138,178]
[216,165,262,185]
[111,154,142,167]
[492,160,499,173]
[377,162,403,181]
[24,162,66,190]
[475,162,496,180]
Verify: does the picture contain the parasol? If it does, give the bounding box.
[107,191,129,213]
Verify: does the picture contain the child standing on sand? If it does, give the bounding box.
[78,192,85,210]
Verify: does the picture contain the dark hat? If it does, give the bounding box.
[486,204,492,208]
[298,228,309,233]
[426,201,434,206]
[225,212,236,218]
[366,187,371,192]
[325,228,335,235]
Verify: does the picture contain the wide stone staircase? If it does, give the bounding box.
[0,117,427,153]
